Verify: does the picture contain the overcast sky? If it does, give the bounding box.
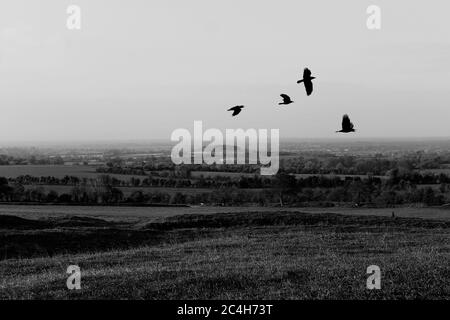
[0,0,449,142]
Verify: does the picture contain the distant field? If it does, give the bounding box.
[416,184,441,190]
[0,204,449,221]
[23,185,215,197]
[191,171,388,180]
[0,166,390,182]
[0,165,146,180]
[293,173,388,180]
[0,211,448,299]
[190,171,257,179]
[419,169,450,175]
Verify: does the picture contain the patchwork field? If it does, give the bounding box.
[0,208,448,299]
[0,165,145,180]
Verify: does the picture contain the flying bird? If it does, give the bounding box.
[297,68,315,96]
[278,94,294,105]
[227,105,245,116]
[336,114,356,133]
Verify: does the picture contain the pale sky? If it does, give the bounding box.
[0,0,449,142]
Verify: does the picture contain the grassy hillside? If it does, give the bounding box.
[0,211,448,299]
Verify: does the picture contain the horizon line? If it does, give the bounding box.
[1,136,450,147]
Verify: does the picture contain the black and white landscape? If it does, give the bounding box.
[0,1,449,301]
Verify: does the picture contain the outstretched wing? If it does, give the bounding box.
[303,68,311,78]
[228,105,243,116]
[232,109,241,116]
[280,94,290,102]
[342,114,351,130]
[228,105,242,111]
[304,80,313,96]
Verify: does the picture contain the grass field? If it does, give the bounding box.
[190,171,256,179]
[419,169,450,175]
[0,208,448,299]
[293,173,388,180]
[191,171,389,180]
[0,204,449,220]
[0,166,389,180]
[0,165,146,180]
[23,185,215,197]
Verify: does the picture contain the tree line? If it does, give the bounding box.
[1,171,448,207]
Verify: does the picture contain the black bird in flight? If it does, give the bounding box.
[279,94,294,105]
[297,68,315,96]
[228,105,245,116]
[336,114,356,133]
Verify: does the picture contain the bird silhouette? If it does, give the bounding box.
[279,94,294,105]
[227,105,245,116]
[336,114,356,133]
[297,68,315,96]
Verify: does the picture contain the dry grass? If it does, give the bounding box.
[0,211,448,299]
